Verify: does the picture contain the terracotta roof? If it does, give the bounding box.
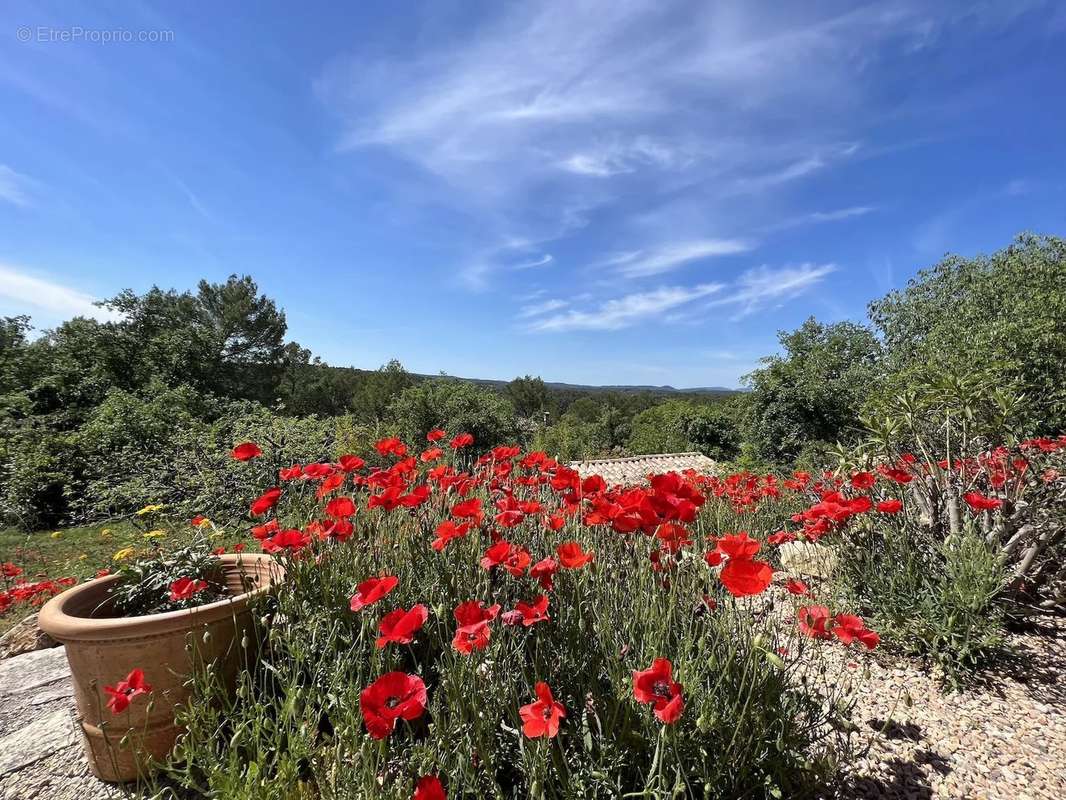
[566,452,717,486]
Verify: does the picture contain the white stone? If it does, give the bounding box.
[0,710,76,776]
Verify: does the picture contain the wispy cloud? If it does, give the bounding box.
[559,136,692,177]
[0,263,121,323]
[526,262,835,332]
[517,298,569,318]
[316,1,946,288]
[513,254,554,270]
[600,239,753,278]
[526,283,724,332]
[0,165,33,207]
[767,205,877,231]
[708,263,837,319]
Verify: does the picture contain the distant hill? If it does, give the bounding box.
[404,370,741,398]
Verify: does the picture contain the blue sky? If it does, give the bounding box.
[1,1,1065,388]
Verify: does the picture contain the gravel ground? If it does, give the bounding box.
[822,614,1066,799]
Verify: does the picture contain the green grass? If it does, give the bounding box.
[0,517,245,635]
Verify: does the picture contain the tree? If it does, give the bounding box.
[508,375,550,419]
[628,400,742,461]
[196,275,288,401]
[351,360,414,422]
[387,378,518,450]
[742,318,882,463]
[869,233,1066,433]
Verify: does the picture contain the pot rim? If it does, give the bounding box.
[39,553,283,642]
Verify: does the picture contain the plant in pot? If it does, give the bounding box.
[39,533,283,783]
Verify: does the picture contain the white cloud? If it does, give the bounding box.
[559,136,691,177]
[513,254,554,270]
[517,298,569,318]
[767,205,877,231]
[0,263,121,323]
[527,283,723,332]
[601,239,753,278]
[0,165,32,207]
[709,263,836,318]
[315,1,949,289]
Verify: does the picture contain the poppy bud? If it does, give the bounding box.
[765,651,786,670]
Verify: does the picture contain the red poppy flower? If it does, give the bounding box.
[104,668,152,714]
[251,518,280,540]
[231,442,262,461]
[767,530,797,545]
[785,578,812,597]
[876,499,903,514]
[350,575,399,611]
[452,601,500,654]
[632,658,684,724]
[374,437,408,458]
[720,558,773,597]
[420,447,443,463]
[832,614,880,649]
[1,562,22,578]
[716,532,761,560]
[413,776,446,800]
[544,514,566,532]
[451,498,483,523]
[513,595,550,626]
[316,471,345,499]
[797,605,832,639]
[376,605,429,649]
[360,672,427,739]
[426,429,446,442]
[850,471,876,490]
[556,541,593,569]
[168,577,208,602]
[279,464,304,481]
[704,549,723,567]
[962,492,1002,511]
[655,522,693,553]
[431,520,471,551]
[480,541,530,575]
[338,454,366,472]
[261,528,310,554]
[449,432,474,449]
[519,681,565,738]
[325,496,357,519]
[530,557,559,590]
[250,487,282,516]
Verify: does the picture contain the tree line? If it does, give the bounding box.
[1,233,1063,530]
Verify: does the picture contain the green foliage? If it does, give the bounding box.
[836,521,1006,686]
[387,377,519,450]
[508,374,550,418]
[108,535,227,617]
[628,400,741,460]
[351,360,415,422]
[869,233,1066,433]
[742,318,882,464]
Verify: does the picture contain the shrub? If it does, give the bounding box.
[835,520,1006,683]
[387,379,519,451]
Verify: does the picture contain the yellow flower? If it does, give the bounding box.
[113,547,136,561]
[135,504,165,516]
[50,531,63,539]
[78,553,88,560]
[100,529,112,539]
[194,517,213,528]
[143,530,167,540]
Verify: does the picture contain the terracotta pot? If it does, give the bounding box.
[38,553,283,782]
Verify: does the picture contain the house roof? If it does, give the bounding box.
[566,452,718,486]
